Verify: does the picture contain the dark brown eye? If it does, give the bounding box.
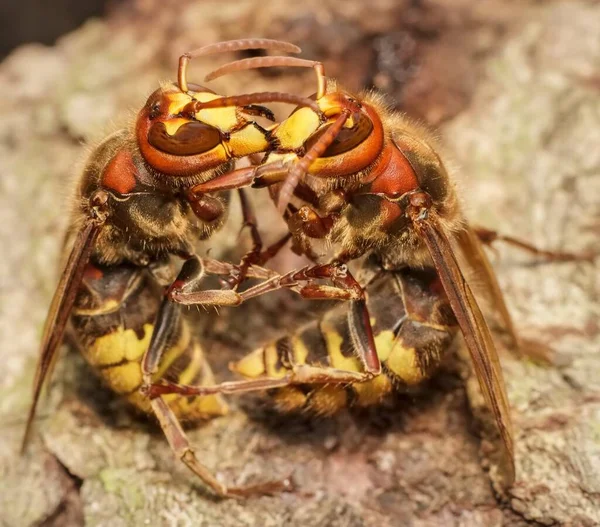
[149,102,161,120]
[147,121,222,156]
[304,111,373,157]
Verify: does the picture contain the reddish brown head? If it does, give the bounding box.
[300,91,384,177]
[136,84,234,178]
[272,90,385,212]
[136,38,312,180]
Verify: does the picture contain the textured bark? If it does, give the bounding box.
[1,1,598,526]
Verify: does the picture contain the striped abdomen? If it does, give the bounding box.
[232,267,458,415]
[70,262,227,420]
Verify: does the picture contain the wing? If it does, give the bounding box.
[21,220,101,452]
[415,215,515,485]
[455,224,520,348]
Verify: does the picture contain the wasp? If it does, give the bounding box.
[146,46,593,489]
[20,38,330,498]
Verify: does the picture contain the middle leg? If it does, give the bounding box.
[169,261,381,376]
[141,255,292,498]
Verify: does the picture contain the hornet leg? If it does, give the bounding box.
[141,255,291,498]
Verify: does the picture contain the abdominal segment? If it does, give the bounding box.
[70,262,228,420]
[232,267,458,415]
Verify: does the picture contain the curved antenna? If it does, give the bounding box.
[277,111,350,214]
[178,38,301,92]
[185,91,321,115]
[205,56,327,100]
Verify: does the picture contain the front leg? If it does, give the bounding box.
[229,189,291,290]
[140,254,292,498]
[149,364,375,399]
[286,205,338,259]
[170,260,381,377]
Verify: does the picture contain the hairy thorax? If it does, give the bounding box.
[70,129,230,266]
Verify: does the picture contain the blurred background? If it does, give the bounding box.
[1,1,598,526]
[0,0,115,58]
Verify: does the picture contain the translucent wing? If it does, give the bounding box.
[415,215,515,484]
[455,224,519,348]
[21,220,101,452]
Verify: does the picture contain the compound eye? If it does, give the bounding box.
[149,102,161,120]
[147,121,222,156]
[304,111,373,157]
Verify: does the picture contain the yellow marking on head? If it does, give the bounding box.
[163,118,194,136]
[166,92,195,113]
[321,321,362,372]
[197,107,238,131]
[231,348,266,378]
[386,342,425,385]
[85,323,153,367]
[227,124,269,157]
[273,108,321,150]
[166,91,238,132]
[192,92,238,131]
[103,362,143,394]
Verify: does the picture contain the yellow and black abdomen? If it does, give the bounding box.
[232,267,458,415]
[70,262,227,420]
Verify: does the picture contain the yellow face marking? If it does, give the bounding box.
[85,324,153,367]
[166,92,195,113]
[386,342,425,385]
[227,124,269,157]
[231,348,266,378]
[274,108,321,150]
[192,92,238,131]
[166,91,238,132]
[163,117,194,136]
